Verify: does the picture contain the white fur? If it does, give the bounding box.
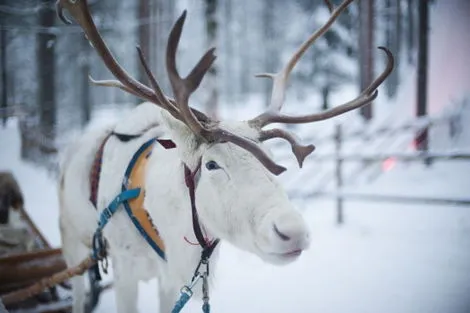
[58,102,311,313]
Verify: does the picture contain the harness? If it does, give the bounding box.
[89,132,219,313]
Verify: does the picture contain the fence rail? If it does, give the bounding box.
[286,97,470,224]
[273,109,463,161]
[309,150,470,162]
[292,191,470,207]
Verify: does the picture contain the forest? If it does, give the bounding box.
[1,0,427,170]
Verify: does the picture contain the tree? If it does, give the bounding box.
[384,0,401,98]
[137,0,151,88]
[37,0,56,139]
[222,0,234,103]
[406,0,416,64]
[262,0,279,107]
[295,0,357,110]
[415,0,429,152]
[1,23,7,126]
[358,0,374,120]
[204,0,219,118]
[79,35,91,126]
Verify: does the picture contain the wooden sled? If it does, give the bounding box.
[0,204,106,313]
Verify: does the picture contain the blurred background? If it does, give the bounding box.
[1,0,470,312]
[2,0,464,170]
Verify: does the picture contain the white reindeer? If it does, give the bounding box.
[56,0,393,312]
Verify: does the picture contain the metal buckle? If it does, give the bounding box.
[102,207,112,219]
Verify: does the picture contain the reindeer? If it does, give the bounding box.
[56,0,393,312]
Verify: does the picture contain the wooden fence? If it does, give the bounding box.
[283,98,470,224]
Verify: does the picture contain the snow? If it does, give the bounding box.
[2,103,470,313]
[0,119,61,248]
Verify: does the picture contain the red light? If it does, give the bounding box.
[382,157,396,172]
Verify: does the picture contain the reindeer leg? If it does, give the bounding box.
[60,217,89,313]
[158,281,178,313]
[112,256,139,313]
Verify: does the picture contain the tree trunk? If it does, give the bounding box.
[239,1,250,96]
[205,0,219,118]
[321,86,330,111]
[262,0,277,107]
[384,0,400,98]
[1,25,7,126]
[396,0,402,62]
[137,0,151,87]
[224,0,233,104]
[407,0,415,64]
[416,0,429,152]
[80,36,91,126]
[150,0,160,87]
[37,0,56,140]
[358,0,374,120]
[151,0,174,93]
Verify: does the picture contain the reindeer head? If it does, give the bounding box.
[56,0,393,265]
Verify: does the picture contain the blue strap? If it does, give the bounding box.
[171,287,193,313]
[97,188,141,230]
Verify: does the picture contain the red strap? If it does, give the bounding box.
[157,139,176,149]
[89,133,112,208]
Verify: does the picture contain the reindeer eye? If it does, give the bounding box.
[205,160,220,171]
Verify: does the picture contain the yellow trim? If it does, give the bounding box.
[126,142,166,255]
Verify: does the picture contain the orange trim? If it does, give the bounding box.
[126,142,166,255]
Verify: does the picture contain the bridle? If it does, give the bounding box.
[184,162,220,257]
[171,161,220,313]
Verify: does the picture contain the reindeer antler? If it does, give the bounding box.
[56,0,394,176]
[248,0,394,168]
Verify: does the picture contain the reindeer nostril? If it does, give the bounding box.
[273,223,290,241]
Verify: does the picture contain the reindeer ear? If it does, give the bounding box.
[159,110,198,151]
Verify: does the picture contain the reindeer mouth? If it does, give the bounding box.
[270,249,303,259]
[280,249,303,258]
[284,249,302,256]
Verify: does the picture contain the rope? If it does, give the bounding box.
[0,255,96,306]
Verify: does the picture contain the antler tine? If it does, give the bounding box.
[166,10,217,139]
[55,0,72,25]
[256,46,394,125]
[259,129,315,168]
[212,128,287,175]
[136,46,181,120]
[250,0,355,128]
[324,0,335,13]
[88,77,142,97]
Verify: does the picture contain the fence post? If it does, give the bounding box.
[335,124,343,225]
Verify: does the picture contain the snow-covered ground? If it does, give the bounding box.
[1,115,470,313]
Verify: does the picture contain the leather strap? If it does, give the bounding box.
[184,163,220,259]
[89,133,113,208]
